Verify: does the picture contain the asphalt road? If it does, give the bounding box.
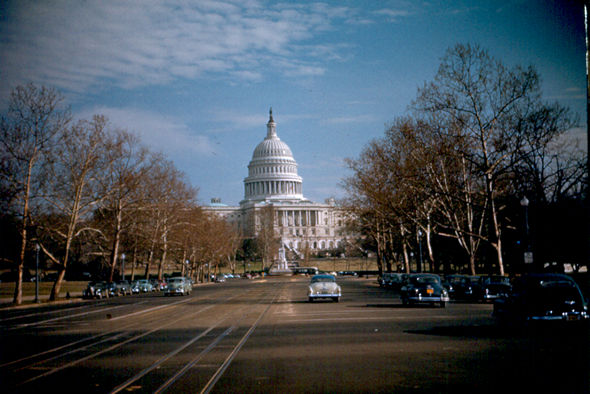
[0,276,588,393]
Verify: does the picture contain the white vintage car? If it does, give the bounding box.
[308,274,341,302]
[164,276,192,296]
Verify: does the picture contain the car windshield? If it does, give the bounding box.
[169,278,184,283]
[531,282,581,303]
[411,276,439,285]
[311,275,335,283]
[484,276,510,285]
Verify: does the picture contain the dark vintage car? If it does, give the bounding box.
[378,272,404,289]
[400,273,450,308]
[493,273,589,323]
[479,275,511,302]
[452,275,483,301]
[83,281,115,299]
[443,274,467,299]
[83,281,102,299]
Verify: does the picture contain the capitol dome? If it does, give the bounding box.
[243,109,304,202]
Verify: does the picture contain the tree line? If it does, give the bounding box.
[342,44,587,276]
[1,84,241,305]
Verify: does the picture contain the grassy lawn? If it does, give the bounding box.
[0,281,88,299]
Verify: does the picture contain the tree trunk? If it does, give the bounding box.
[13,160,34,305]
[108,204,123,282]
[486,174,505,276]
[49,185,81,301]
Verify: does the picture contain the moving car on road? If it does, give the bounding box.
[164,276,192,296]
[400,273,449,308]
[493,273,588,323]
[308,274,341,302]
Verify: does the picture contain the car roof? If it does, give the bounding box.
[409,273,440,278]
[514,273,580,288]
[311,274,335,280]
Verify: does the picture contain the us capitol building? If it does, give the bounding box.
[204,109,347,259]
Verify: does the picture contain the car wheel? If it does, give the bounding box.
[439,301,446,308]
[308,297,313,303]
[333,297,339,303]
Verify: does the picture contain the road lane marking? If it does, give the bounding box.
[7,304,129,330]
[14,304,218,388]
[200,299,277,394]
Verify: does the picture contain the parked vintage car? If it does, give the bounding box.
[379,273,404,289]
[338,271,358,277]
[442,274,466,299]
[400,273,449,308]
[83,281,104,299]
[493,273,588,323]
[452,275,483,301]
[115,280,132,296]
[132,279,153,293]
[83,281,116,299]
[479,275,511,302]
[150,279,167,291]
[308,274,341,302]
[164,276,192,296]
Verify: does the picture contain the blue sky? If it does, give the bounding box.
[0,0,586,205]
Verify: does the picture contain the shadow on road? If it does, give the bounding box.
[405,321,590,339]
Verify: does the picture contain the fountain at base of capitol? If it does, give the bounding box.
[268,242,293,276]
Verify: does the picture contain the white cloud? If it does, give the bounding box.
[0,0,353,97]
[374,8,411,21]
[76,106,217,157]
[323,114,377,124]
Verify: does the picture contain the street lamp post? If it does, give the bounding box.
[520,196,533,270]
[417,230,423,273]
[35,243,40,303]
[120,253,126,281]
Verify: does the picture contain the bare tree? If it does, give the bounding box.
[0,84,70,304]
[414,44,544,275]
[138,157,196,280]
[38,115,112,300]
[255,204,278,269]
[510,104,581,203]
[97,130,151,282]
